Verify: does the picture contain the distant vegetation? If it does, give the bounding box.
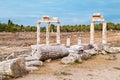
[0,19,120,33]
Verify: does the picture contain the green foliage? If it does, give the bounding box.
[0,20,119,32]
[74,59,80,63]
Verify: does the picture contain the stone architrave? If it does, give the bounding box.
[90,13,107,45]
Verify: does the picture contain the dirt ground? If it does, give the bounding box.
[15,53,120,80]
[0,31,120,80]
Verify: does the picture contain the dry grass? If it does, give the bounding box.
[0,31,119,47]
[0,31,120,80]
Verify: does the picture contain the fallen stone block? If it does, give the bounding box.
[6,53,17,60]
[92,44,99,50]
[26,60,43,67]
[61,53,82,64]
[61,57,75,64]
[45,59,52,63]
[84,49,97,55]
[68,49,78,54]
[109,47,120,53]
[68,53,80,59]
[25,56,37,61]
[80,53,91,60]
[0,57,27,78]
[101,50,107,55]
[26,66,38,72]
[70,45,84,52]
[31,45,69,61]
[103,45,110,52]
[108,54,117,60]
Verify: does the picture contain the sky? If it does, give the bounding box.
[0,0,120,26]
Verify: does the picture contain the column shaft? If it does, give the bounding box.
[56,22,60,44]
[46,22,50,46]
[37,22,40,45]
[102,22,107,44]
[90,22,94,44]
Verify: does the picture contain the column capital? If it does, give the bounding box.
[91,21,94,23]
[37,21,41,24]
[46,22,50,24]
[103,21,106,23]
[57,22,60,24]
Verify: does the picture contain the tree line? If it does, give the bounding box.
[0,19,120,33]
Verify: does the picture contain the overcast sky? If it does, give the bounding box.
[0,0,120,26]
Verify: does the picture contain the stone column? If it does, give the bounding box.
[56,22,60,44]
[102,22,107,44]
[37,22,40,45]
[66,38,70,47]
[46,22,50,46]
[90,22,94,44]
[78,37,82,46]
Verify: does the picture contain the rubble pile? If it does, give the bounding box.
[0,43,119,79]
[61,44,120,64]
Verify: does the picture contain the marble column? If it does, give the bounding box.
[78,37,82,46]
[102,22,107,44]
[66,38,70,47]
[37,22,40,45]
[90,22,94,44]
[46,22,50,46]
[56,22,60,44]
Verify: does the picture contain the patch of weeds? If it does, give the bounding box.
[54,71,72,76]
[87,74,93,76]
[63,78,72,80]
[74,59,79,63]
[113,67,120,70]
[61,71,72,75]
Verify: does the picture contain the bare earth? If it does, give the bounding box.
[0,31,120,80]
[15,54,120,80]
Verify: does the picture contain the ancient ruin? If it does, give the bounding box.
[90,13,107,45]
[37,16,61,46]
[30,16,69,64]
[0,14,120,80]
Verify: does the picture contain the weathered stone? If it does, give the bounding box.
[6,53,17,60]
[84,49,97,55]
[0,57,27,78]
[80,53,91,60]
[103,45,120,53]
[26,66,38,72]
[101,50,107,55]
[31,45,69,61]
[25,56,37,61]
[78,37,82,46]
[61,53,82,64]
[37,16,60,45]
[66,38,71,47]
[61,57,75,64]
[103,45,110,52]
[26,60,43,67]
[109,47,120,53]
[68,49,78,54]
[45,59,52,63]
[68,53,80,59]
[90,13,107,45]
[92,44,99,50]
[70,45,84,52]
[108,54,117,60]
